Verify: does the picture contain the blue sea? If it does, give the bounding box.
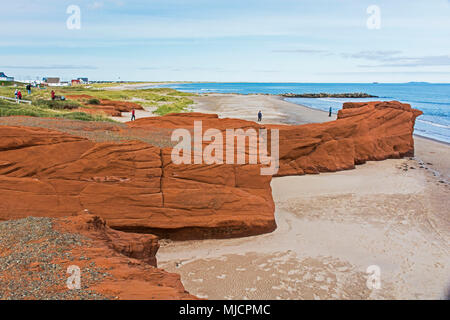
[155,82,450,144]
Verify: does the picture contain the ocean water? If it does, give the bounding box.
[155,82,450,144]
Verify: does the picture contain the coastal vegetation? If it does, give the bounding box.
[0,83,195,119]
[0,99,113,122]
[281,92,378,98]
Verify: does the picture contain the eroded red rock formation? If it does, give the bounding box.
[0,101,421,240]
[66,94,143,117]
[0,213,195,299]
[128,101,422,176]
[0,126,275,240]
[273,100,422,175]
[54,214,196,299]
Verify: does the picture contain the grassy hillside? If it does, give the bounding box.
[0,84,195,119]
[0,99,114,122]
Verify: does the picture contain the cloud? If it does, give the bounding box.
[88,2,104,10]
[139,66,231,72]
[341,50,403,62]
[340,50,450,67]
[88,0,125,10]
[0,65,98,70]
[319,71,450,75]
[358,55,450,68]
[253,69,279,73]
[272,48,329,54]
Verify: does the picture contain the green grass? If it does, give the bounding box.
[86,98,100,105]
[0,81,15,86]
[61,87,195,116]
[0,99,114,122]
[34,99,83,110]
[153,97,193,115]
[0,83,194,118]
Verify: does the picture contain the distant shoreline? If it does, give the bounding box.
[280,92,378,98]
[111,84,449,146]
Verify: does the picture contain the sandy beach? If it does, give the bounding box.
[192,93,336,125]
[103,82,169,91]
[156,93,450,300]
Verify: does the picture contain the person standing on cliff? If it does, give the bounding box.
[51,90,55,101]
[329,107,332,117]
[131,109,136,121]
[258,110,262,122]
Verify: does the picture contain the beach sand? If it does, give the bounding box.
[192,93,336,125]
[103,82,168,91]
[156,93,450,300]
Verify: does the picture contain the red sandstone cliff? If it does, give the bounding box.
[66,94,144,117]
[0,101,421,240]
[128,101,422,176]
[54,214,196,299]
[273,100,422,175]
[0,125,275,240]
[0,213,195,299]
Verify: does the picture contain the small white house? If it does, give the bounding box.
[0,72,14,82]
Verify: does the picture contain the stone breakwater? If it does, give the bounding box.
[280,92,378,98]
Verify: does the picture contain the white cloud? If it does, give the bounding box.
[88,1,104,10]
[0,65,98,70]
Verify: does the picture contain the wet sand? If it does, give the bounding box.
[157,93,450,300]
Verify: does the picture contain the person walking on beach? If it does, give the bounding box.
[329,107,332,117]
[51,90,55,101]
[258,110,262,122]
[131,109,136,121]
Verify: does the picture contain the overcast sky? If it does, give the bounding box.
[1,0,449,82]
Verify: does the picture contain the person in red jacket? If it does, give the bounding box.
[131,109,136,121]
[17,90,22,100]
[51,90,55,100]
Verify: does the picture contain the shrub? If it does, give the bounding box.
[87,98,101,105]
[153,98,193,115]
[34,99,81,110]
[0,99,114,122]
